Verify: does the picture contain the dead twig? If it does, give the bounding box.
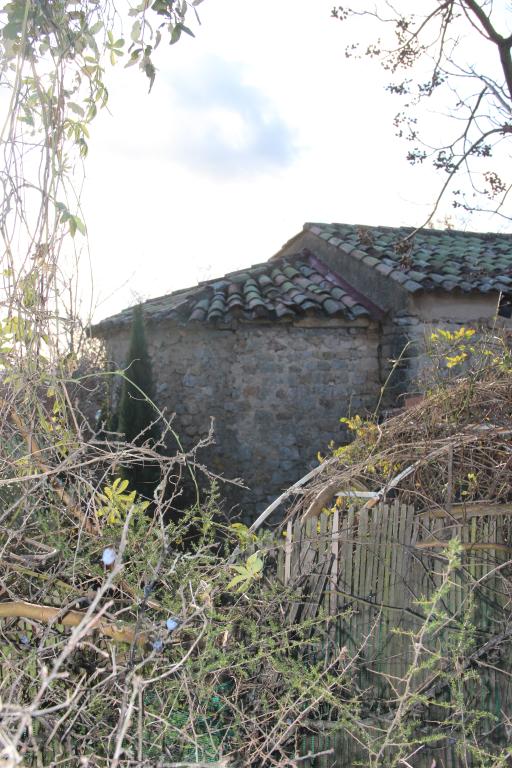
[0,600,148,645]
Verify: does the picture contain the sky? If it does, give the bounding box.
[80,0,503,322]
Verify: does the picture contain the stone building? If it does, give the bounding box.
[94,222,512,517]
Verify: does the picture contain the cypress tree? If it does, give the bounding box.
[117,304,160,498]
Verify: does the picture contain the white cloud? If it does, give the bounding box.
[167,55,298,178]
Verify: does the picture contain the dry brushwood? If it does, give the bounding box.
[277,362,512,522]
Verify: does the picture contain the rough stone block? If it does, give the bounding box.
[183,373,198,387]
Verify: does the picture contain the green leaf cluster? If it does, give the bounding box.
[97,477,150,525]
[227,552,264,593]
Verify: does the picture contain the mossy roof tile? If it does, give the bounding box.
[322,298,344,315]
[189,307,207,322]
[305,222,512,295]
[330,286,346,301]
[275,302,295,318]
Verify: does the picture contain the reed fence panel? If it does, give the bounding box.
[274,501,512,767]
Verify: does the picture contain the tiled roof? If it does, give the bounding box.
[95,253,374,331]
[307,223,512,294]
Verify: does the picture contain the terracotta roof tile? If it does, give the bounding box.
[95,252,374,330]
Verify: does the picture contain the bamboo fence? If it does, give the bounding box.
[272,501,512,767]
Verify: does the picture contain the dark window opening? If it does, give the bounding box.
[498,293,512,319]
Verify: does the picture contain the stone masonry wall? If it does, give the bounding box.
[103,317,382,521]
[378,295,510,409]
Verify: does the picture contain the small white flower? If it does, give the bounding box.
[166,617,180,632]
[102,547,116,566]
